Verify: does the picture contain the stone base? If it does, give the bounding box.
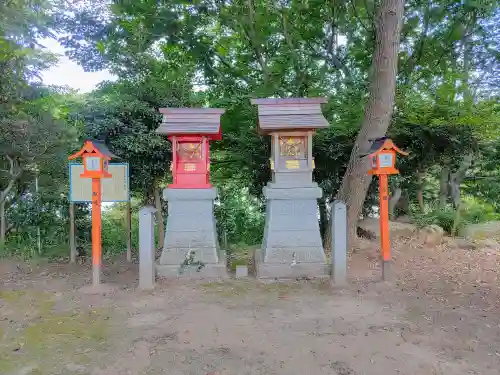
[256,262,329,279]
[258,184,326,279]
[156,262,228,279]
[159,187,222,266]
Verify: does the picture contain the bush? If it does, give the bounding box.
[412,208,458,234]
[411,198,500,235]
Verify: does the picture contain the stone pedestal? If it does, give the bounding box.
[257,182,328,279]
[156,188,227,278]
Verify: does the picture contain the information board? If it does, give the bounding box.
[69,163,130,202]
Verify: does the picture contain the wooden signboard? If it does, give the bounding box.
[69,163,130,202]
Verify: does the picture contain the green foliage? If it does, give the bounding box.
[412,199,500,235]
[412,208,459,234]
[2,0,500,259]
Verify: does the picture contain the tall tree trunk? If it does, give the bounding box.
[153,186,165,249]
[0,200,5,248]
[333,0,404,247]
[416,170,425,213]
[450,153,473,208]
[318,197,328,246]
[388,186,402,220]
[439,165,450,209]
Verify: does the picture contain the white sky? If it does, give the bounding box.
[40,38,116,92]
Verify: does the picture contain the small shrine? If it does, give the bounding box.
[251,98,329,279]
[157,108,225,189]
[252,98,329,187]
[155,107,227,279]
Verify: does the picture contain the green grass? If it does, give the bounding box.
[0,290,109,375]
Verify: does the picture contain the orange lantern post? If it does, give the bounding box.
[69,140,114,287]
[366,137,408,280]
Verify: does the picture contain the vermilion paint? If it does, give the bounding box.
[366,138,408,281]
[91,178,102,285]
[168,135,212,189]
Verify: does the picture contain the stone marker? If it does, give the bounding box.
[235,265,248,278]
[139,206,157,290]
[331,200,347,285]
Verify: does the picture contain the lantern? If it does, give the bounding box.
[69,140,114,179]
[364,137,408,281]
[367,137,408,175]
[68,139,115,287]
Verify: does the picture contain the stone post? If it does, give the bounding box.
[331,200,347,285]
[139,206,156,290]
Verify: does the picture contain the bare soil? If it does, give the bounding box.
[1,237,500,375]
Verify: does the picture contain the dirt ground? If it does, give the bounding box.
[1,237,500,375]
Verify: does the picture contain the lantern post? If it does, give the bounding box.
[366,137,408,280]
[69,140,115,287]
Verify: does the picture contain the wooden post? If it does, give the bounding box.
[379,174,390,280]
[126,200,132,262]
[91,179,102,286]
[69,202,76,264]
[331,200,347,285]
[139,206,157,290]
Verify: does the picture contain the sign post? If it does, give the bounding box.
[69,140,116,287]
[366,137,408,280]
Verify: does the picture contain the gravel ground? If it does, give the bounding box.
[1,236,499,375]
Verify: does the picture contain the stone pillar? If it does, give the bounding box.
[156,188,227,278]
[256,182,328,279]
[139,206,156,290]
[331,200,347,285]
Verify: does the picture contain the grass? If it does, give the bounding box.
[0,289,109,375]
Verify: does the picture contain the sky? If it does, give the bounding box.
[39,38,118,207]
[40,38,116,92]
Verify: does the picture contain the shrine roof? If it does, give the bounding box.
[251,97,329,132]
[88,139,117,158]
[361,137,409,157]
[366,137,388,155]
[68,139,117,160]
[156,108,225,136]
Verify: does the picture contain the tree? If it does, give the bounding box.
[334,0,405,246]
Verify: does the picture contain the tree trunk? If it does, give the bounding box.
[395,191,410,215]
[0,200,5,248]
[416,170,425,213]
[318,197,328,246]
[439,165,450,209]
[388,186,402,220]
[153,186,165,249]
[450,153,473,208]
[333,0,405,247]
